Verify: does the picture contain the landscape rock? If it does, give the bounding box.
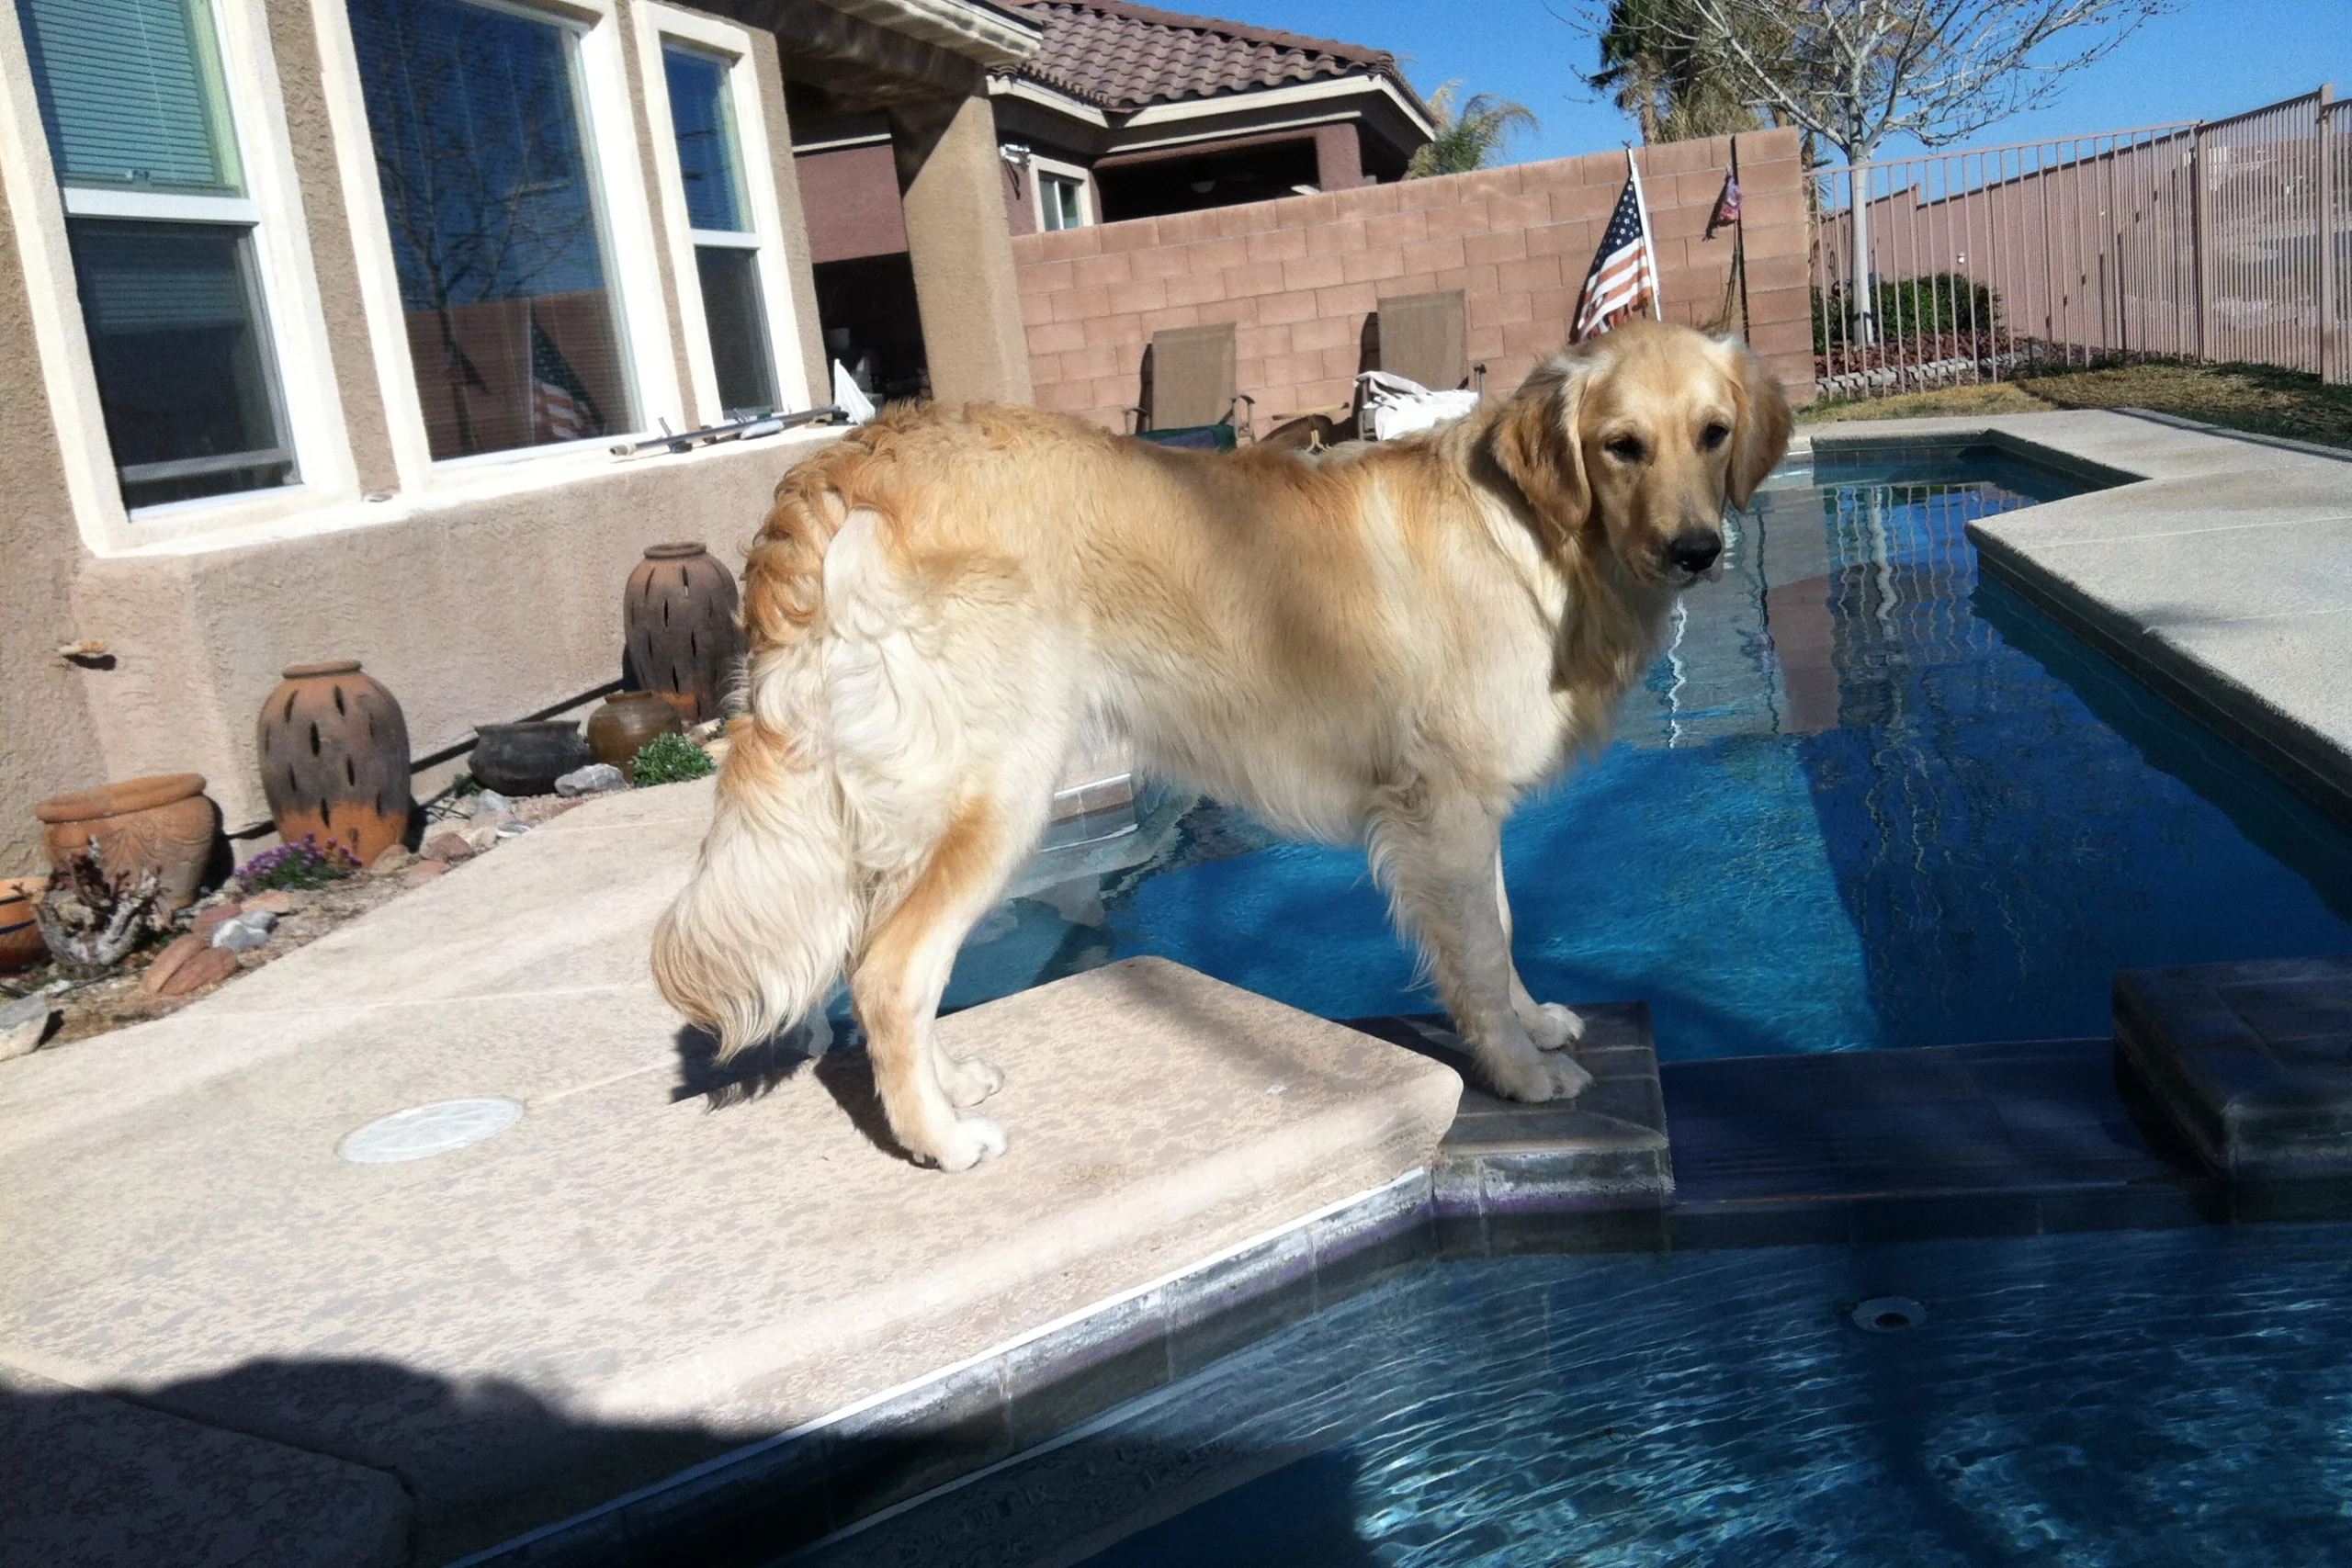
[368,847,417,876]
[492,818,534,840]
[209,911,277,952]
[404,861,449,884]
[469,790,514,818]
[193,903,243,933]
[241,890,305,916]
[422,833,475,863]
[140,932,209,997]
[1,994,57,1059]
[155,945,239,998]
[554,763,626,797]
[460,821,509,853]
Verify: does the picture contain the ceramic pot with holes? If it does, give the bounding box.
[586,690,685,781]
[0,877,46,969]
[624,542,745,725]
[35,773,218,911]
[258,660,413,868]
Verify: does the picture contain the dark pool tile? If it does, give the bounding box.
[602,1430,835,1568]
[1847,1191,2047,1243]
[820,1359,1010,1526]
[2032,1182,2219,1235]
[1668,1201,1855,1250]
[1482,1205,1670,1256]
[1001,1292,1171,1452]
[1432,1207,1491,1258]
[1164,1225,1318,1379]
[1309,1191,1437,1307]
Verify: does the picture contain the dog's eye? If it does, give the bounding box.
[1700,423,1731,452]
[1604,435,1646,463]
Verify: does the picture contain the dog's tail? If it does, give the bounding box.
[650,455,867,1060]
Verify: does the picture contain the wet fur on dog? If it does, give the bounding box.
[653,321,1792,1170]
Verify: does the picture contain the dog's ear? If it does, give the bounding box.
[1717,335,1792,510]
[1491,357,1589,537]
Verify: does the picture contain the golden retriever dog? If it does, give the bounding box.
[653,320,1791,1170]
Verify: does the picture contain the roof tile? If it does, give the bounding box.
[1002,0,1405,111]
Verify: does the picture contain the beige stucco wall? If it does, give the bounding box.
[901,91,1034,405]
[0,193,105,878]
[70,430,838,840]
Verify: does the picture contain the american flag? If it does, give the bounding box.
[527,311,604,444]
[1573,153,1663,341]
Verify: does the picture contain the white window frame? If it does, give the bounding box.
[1032,153,1093,232]
[314,0,681,491]
[634,3,807,427]
[0,0,360,552]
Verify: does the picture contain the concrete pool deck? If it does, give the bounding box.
[1800,408,2352,827]
[0,780,1464,1565]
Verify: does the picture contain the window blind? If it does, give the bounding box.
[15,0,239,191]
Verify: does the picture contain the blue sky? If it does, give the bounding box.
[1234,1,2350,164]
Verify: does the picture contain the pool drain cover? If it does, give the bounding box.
[339,1099,524,1164]
[1851,1295,1927,1333]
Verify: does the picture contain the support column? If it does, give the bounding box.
[896,92,1033,406]
[1312,122,1364,192]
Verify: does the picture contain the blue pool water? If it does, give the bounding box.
[803,1224,2352,1567]
[930,444,2352,1058]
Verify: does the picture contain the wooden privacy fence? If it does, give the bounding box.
[1813,87,2350,398]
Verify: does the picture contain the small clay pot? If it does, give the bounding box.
[35,773,218,912]
[587,691,685,781]
[470,722,592,797]
[624,542,745,724]
[258,660,414,867]
[0,876,46,970]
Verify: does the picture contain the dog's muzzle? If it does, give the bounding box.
[1666,528,1723,578]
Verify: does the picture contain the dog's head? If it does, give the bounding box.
[1490,321,1792,590]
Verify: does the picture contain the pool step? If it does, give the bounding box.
[1342,1006,1673,1228]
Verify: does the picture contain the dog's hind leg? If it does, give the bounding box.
[850,787,1050,1170]
[1373,789,1592,1104]
[1495,851,1585,1051]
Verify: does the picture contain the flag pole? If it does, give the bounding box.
[1626,148,1664,321]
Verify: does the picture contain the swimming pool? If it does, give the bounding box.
[797,1221,2352,1567]
[923,441,2352,1058]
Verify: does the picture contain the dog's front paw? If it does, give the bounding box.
[1524,1002,1586,1051]
[923,1112,1009,1172]
[1487,1047,1594,1104]
[943,1054,1005,1108]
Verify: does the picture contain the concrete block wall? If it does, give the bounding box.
[1012,129,1815,430]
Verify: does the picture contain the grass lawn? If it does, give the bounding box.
[1801,359,2352,452]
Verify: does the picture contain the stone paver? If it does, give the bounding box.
[0,779,1459,1564]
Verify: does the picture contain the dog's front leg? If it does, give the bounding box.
[1495,851,1585,1052]
[1374,793,1592,1103]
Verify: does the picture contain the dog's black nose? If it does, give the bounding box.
[1668,529,1722,573]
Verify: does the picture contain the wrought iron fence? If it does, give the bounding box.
[1810,88,2349,399]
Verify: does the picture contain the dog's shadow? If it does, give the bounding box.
[669,1018,915,1165]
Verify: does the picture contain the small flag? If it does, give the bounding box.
[527,311,605,443]
[1573,152,1663,341]
[1707,172,1742,239]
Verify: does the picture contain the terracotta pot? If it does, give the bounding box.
[0,877,46,970]
[470,721,592,797]
[35,773,217,912]
[624,542,745,725]
[258,660,414,868]
[587,691,685,781]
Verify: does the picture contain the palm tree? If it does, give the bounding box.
[1588,0,1771,144]
[1406,83,1540,177]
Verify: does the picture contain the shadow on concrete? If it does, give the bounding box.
[1,1348,1380,1568]
[668,1022,917,1167]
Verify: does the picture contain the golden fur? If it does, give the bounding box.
[654,321,1792,1170]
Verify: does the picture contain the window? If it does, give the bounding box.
[662,43,774,420]
[15,0,295,508]
[345,0,635,460]
[1039,170,1086,232]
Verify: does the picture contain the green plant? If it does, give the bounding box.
[449,771,482,796]
[630,731,716,786]
[1814,274,2001,354]
[1406,83,1539,177]
[236,835,360,893]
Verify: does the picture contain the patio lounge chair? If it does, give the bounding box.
[1132,322,1251,450]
